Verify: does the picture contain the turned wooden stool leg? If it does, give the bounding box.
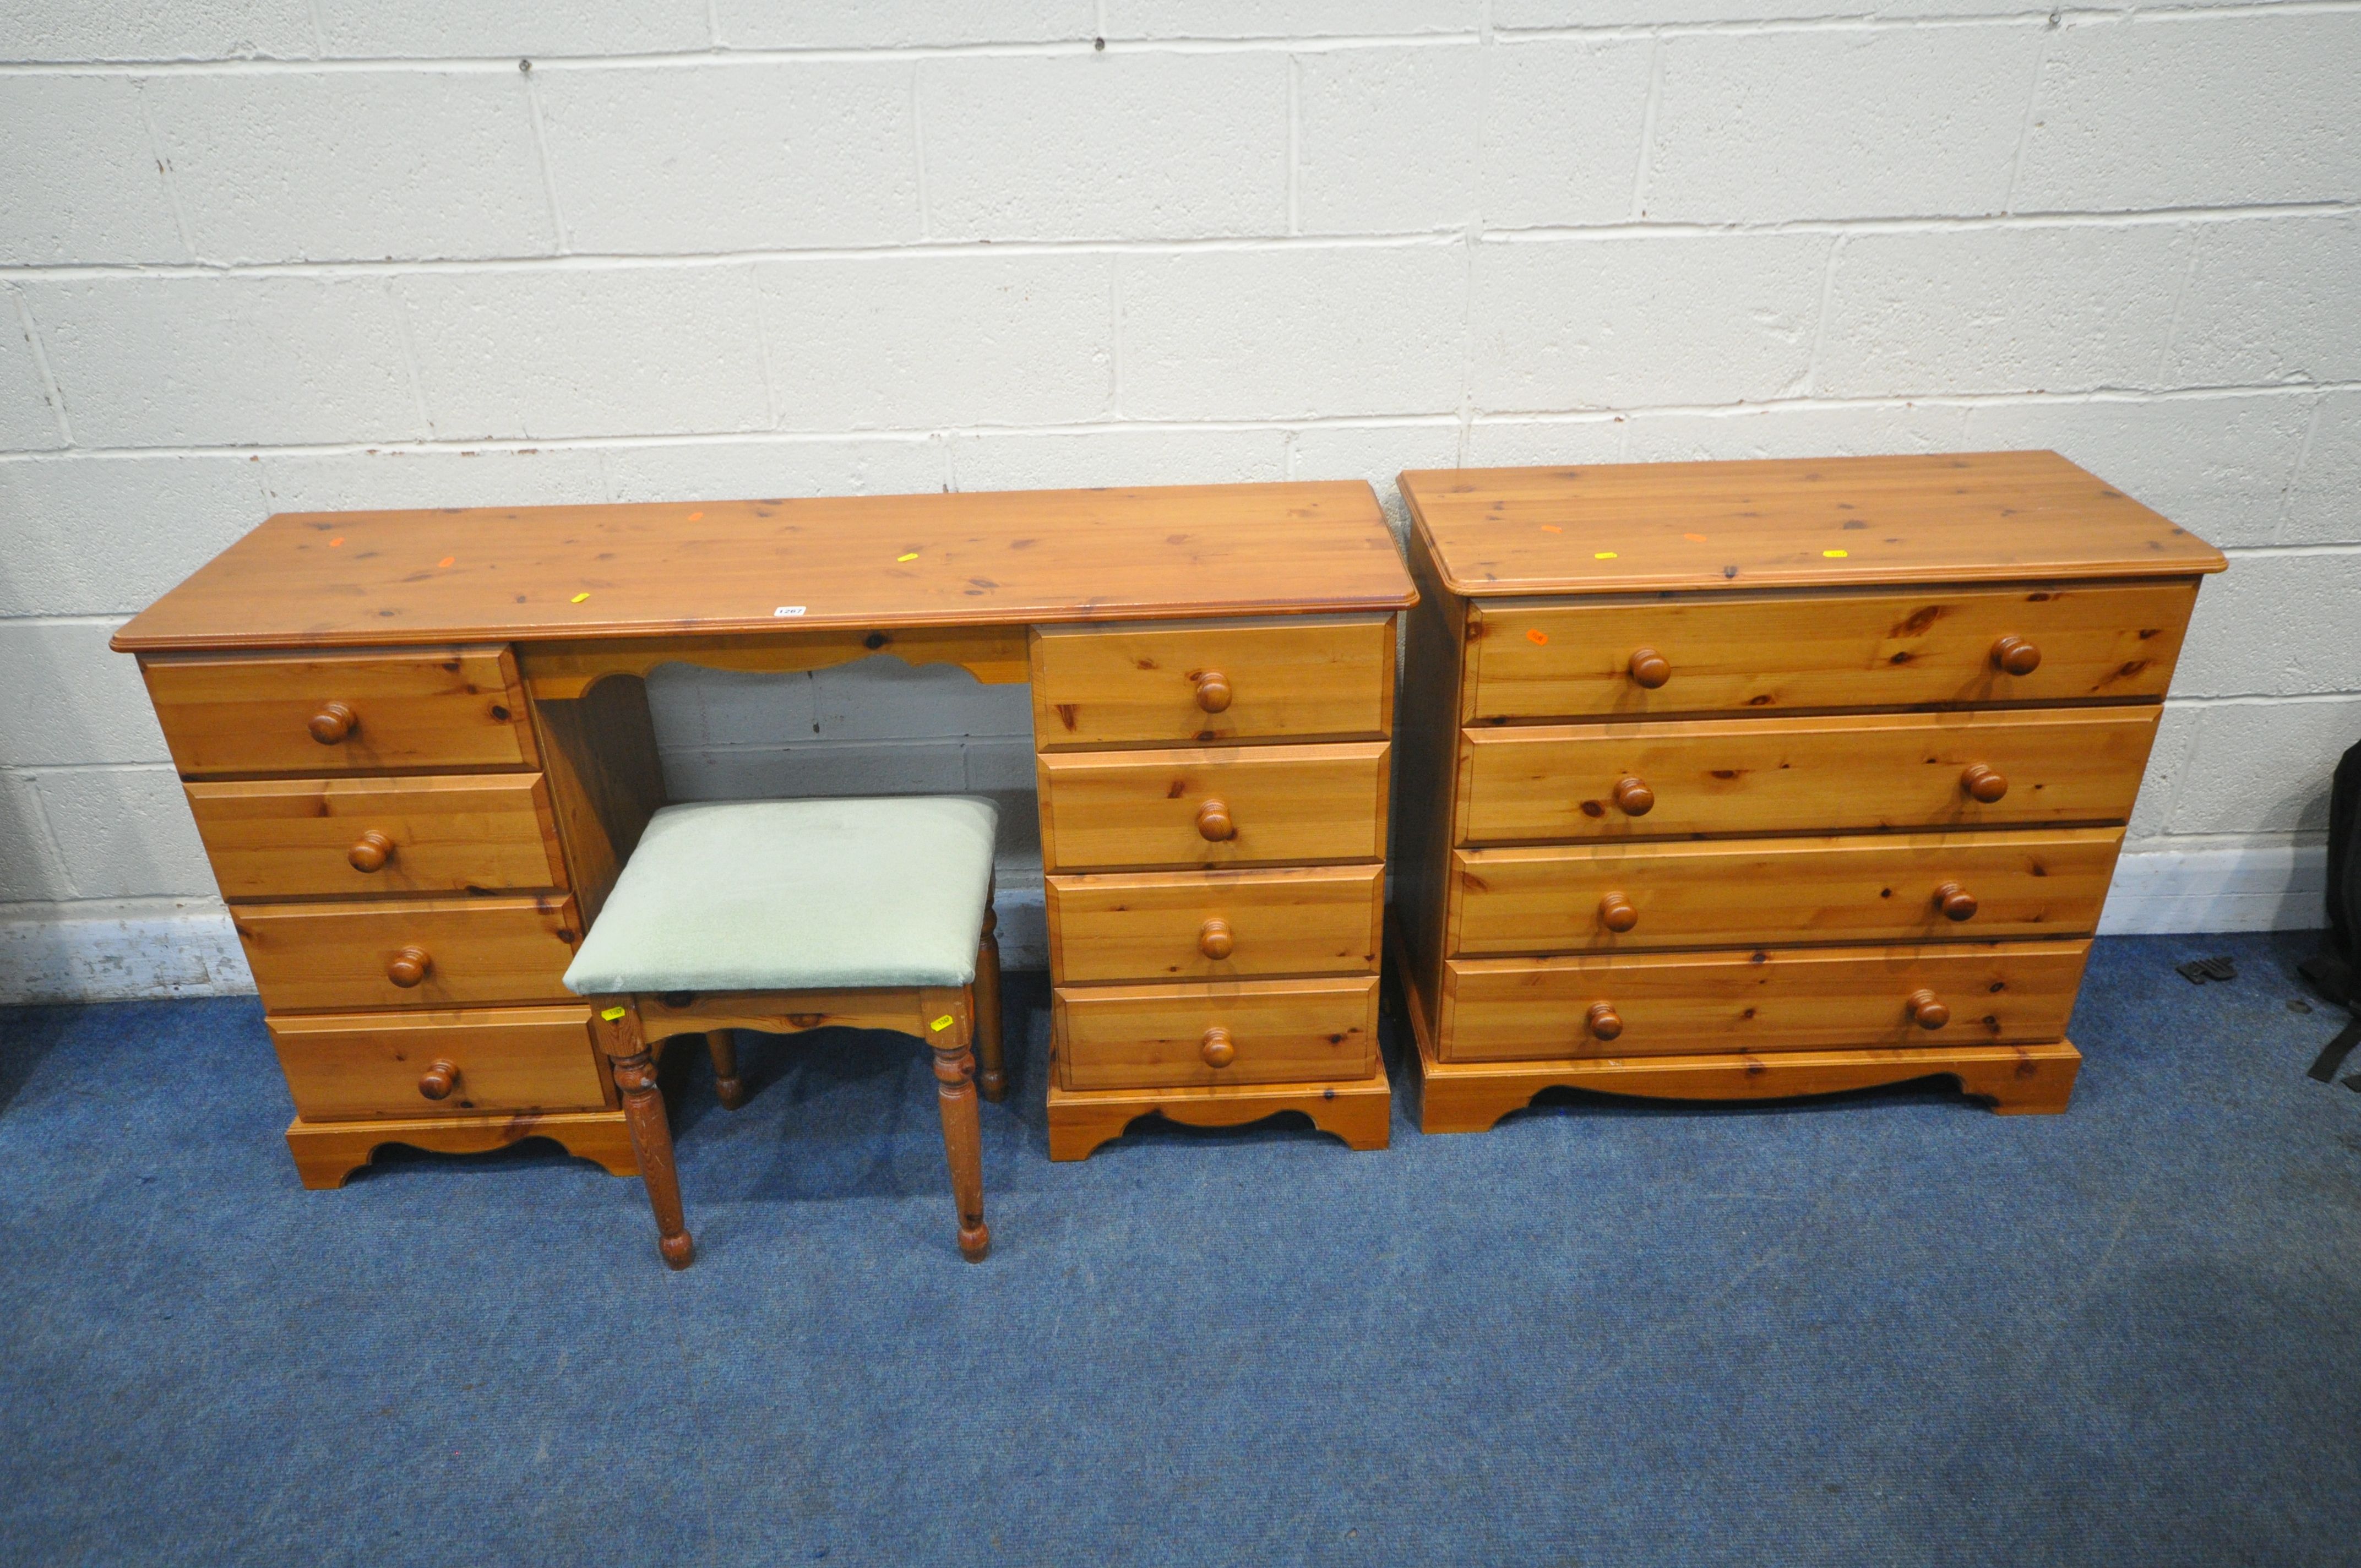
[705,1028,747,1110]
[973,907,1006,1102]
[930,998,990,1263]
[594,1001,695,1271]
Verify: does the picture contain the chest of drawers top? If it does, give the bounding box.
[1399,450,2225,603]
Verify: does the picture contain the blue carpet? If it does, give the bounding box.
[1,931,2357,1566]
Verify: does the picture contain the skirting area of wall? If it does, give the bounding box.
[0,851,2323,1005]
[2094,844,2329,939]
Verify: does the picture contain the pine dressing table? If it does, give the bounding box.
[111,483,1415,1184]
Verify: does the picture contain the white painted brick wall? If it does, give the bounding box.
[1,0,2355,998]
[536,61,921,254]
[146,70,555,263]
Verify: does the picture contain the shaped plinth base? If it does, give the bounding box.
[1046,1070,1391,1162]
[285,1110,639,1190]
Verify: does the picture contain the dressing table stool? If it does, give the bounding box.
[563,795,1003,1268]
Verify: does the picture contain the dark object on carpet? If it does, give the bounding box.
[2308,1015,2361,1085]
[2300,739,2361,1082]
[2,932,2358,1567]
[2177,954,2237,984]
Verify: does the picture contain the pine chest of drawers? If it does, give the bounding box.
[1390,451,2226,1130]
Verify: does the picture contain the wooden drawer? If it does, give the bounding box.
[1054,975,1379,1090]
[1031,614,1395,748]
[187,774,567,899]
[269,1004,609,1120]
[1038,741,1389,872]
[1457,706,2157,845]
[143,646,536,776]
[1466,581,2197,722]
[233,895,580,1012]
[1047,864,1383,983]
[1452,827,2122,956]
[1438,941,2090,1062]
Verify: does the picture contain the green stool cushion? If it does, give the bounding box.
[562,796,998,997]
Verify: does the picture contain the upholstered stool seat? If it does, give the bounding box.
[564,797,999,996]
[568,795,1006,1271]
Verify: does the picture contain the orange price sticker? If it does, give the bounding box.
[1526,629,1549,645]
[328,537,344,547]
[1683,532,1708,543]
[1539,525,1563,533]
[686,511,704,521]
[437,556,455,568]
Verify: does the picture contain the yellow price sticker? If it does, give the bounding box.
[1823,549,1849,558]
[929,1015,954,1032]
[600,1006,627,1021]
[572,591,591,603]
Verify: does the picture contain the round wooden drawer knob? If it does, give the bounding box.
[417,1059,459,1100]
[1613,776,1655,816]
[347,830,395,873]
[1992,634,2042,676]
[1628,648,1672,689]
[1933,881,1978,922]
[1906,989,1950,1031]
[1598,892,1639,933]
[1586,1001,1623,1042]
[1961,763,2009,803]
[307,701,357,745]
[1197,918,1235,960]
[386,945,431,987]
[1193,671,1233,714]
[1200,1026,1236,1068]
[1195,799,1235,842]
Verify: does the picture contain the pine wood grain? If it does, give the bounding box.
[1457,706,2159,845]
[284,1109,638,1189]
[185,773,567,898]
[1402,451,2227,599]
[521,626,1030,701]
[1390,926,2080,1122]
[269,1004,611,1122]
[1407,1028,2080,1131]
[1030,614,1396,748]
[142,646,536,776]
[1437,939,2090,1061]
[232,894,581,1011]
[1052,974,1380,1090]
[1451,827,2123,955]
[110,483,1415,653]
[1046,864,1384,983]
[632,983,971,1046]
[1045,1070,1391,1160]
[1037,741,1390,872]
[526,673,666,929]
[1465,580,2198,722]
